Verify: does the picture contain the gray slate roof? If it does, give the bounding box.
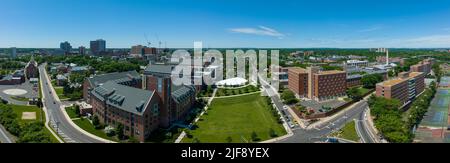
[87,71,141,87]
[171,85,196,104]
[144,63,175,75]
[91,81,155,115]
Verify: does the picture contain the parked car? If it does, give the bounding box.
[288,122,295,128]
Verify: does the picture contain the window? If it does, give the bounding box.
[157,78,163,92]
[153,104,159,116]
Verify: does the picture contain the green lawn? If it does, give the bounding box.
[51,80,69,100]
[11,96,29,102]
[357,87,371,95]
[65,107,80,119]
[54,87,69,100]
[330,121,360,142]
[182,93,286,143]
[9,105,60,143]
[72,118,118,142]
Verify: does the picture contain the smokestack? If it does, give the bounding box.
[386,49,389,65]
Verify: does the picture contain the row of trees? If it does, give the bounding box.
[369,81,438,143]
[0,104,52,143]
[361,73,384,89]
[368,96,411,143]
[280,89,299,105]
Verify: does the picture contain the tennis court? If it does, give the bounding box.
[414,77,450,143]
[419,89,449,127]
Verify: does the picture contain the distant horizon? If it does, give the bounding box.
[2,47,450,50]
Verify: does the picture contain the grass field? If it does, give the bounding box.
[72,118,118,142]
[9,105,60,143]
[51,80,69,100]
[330,121,360,142]
[182,93,286,143]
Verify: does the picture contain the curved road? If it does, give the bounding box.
[39,64,103,143]
[259,76,377,143]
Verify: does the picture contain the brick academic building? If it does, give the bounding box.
[85,64,196,142]
[376,71,425,107]
[288,67,347,101]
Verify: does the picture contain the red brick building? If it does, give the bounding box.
[376,72,425,107]
[83,71,142,103]
[144,63,196,127]
[309,68,347,101]
[91,81,161,142]
[288,67,347,101]
[410,59,433,75]
[288,67,308,97]
[25,57,38,79]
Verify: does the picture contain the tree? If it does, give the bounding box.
[74,105,80,117]
[269,128,277,138]
[281,90,299,105]
[128,136,140,143]
[92,115,100,129]
[116,123,125,140]
[226,136,233,143]
[346,87,362,101]
[251,131,259,142]
[361,74,383,89]
[192,138,200,143]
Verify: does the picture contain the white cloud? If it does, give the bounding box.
[229,26,285,38]
[357,25,384,33]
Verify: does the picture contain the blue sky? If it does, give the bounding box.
[1,0,450,48]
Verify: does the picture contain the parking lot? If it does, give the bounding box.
[300,99,348,113]
[0,81,39,105]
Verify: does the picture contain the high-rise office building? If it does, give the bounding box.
[60,41,72,53]
[10,47,17,58]
[90,39,106,55]
[79,46,86,55]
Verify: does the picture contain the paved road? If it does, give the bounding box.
[0,124,14,143]
[39,64,103,143]
[355,103,376,143]
[277,101,366,143]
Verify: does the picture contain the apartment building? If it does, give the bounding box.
[410,59,434,75]
[83,71,142,103]
[376,71,425,107]
[288,67,308,97]
[90,81,161,142]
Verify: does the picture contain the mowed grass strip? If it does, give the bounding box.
[183,93,286,143]
[9,105,60,143]
[330,121,360,142]
[72,118,118,142]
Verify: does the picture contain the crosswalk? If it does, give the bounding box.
[49,120,76,143]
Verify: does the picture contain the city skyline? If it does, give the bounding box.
[1,0,450,48]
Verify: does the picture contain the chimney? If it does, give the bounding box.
[386,49,389,65]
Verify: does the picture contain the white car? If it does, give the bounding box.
[283,106,289,110]
[288,122,295,128]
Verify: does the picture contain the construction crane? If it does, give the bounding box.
[144,33,151,47]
